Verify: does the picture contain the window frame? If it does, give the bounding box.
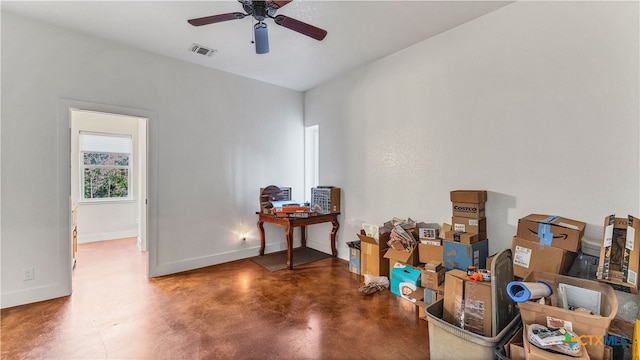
[79,131,133,203]
[304,125,319,203]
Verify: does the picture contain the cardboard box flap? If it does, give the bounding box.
[357,231,390,248]
[384,248,414,263]
[520,214,586,233]
[405,287,425,303]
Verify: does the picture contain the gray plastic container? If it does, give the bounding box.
[426,299,521,360]
[426,249,520,359]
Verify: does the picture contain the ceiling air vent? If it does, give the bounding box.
[189,43,217,57]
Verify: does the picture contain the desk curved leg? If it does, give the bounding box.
[330,218,339,257]
[286,224,294,270]
[257,220,265,256]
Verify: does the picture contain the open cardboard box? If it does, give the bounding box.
[384,228,420,267]
[519,271,617,360]
[356,230,390,278]
[597,215,640,294]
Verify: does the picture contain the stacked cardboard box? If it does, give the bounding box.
[390,263,422,299]
[418,223,446,266]
[421,260,445,290]
[443,190,489,271]
[512,214,585,279]
[447,190,488,244]
[383,221,420,268]
[346,241,361,275]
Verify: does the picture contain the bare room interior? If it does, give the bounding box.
[1,1,639,359]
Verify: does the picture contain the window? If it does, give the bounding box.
[79,131,132,201]
[304,125,319,203]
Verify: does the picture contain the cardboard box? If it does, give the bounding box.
[414,284,444,319]
[421,261,445,289]
[522,324,590,360]
[451,216,487,240]
[463,279,492,337]
[384,230,420,267]
[424,284,445,306]
[418,225,440,240]
[443,239,488,271]
[390,263,422,300]
[452,202,486,219]
[346,241,361,275]
[450,190,487,203]
[439,223,452,239]
[516,214,586,253]
[519,271,618,360]
[310,187,340,214]
[443,269,467,327]
[597,215,640,294]
[512,236,577,279]
[504,328,525,360]
[444,230,479,244]
[418,241,443,264]
[357,231,390,277]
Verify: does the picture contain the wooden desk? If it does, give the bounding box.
[256,212,340,270]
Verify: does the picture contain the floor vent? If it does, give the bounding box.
[189,43,217,57]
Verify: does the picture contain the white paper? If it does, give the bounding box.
[626,225,635,251]
[628,270,637,286]
[558,283,601,315]
[362,223,379,242]
[558,222,579,230]
[603,224,614,247]
[514,245,532,268]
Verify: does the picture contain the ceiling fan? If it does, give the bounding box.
[188,0,328,54]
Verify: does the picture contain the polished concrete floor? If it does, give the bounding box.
[1,238,430,359]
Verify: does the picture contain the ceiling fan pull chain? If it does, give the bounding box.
[251,19,255,44]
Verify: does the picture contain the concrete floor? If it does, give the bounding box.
[1,238,430,359]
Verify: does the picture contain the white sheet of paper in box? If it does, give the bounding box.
[558,283,601,315]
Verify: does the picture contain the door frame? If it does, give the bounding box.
[59,99,158,285]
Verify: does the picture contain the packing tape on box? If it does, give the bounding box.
[507,281,553,303]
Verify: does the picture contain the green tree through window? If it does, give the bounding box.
[80,132,132,201]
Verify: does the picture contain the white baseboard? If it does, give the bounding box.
[78,229,138,243]
[1,283,70,309]
[153,240,303,277]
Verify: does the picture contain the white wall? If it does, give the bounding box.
[1,12,304,308]
[305,1,640,258]
[71,110,140,243]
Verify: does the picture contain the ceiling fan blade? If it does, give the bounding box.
[273,15,327,41]
[267,0,293,9]
[187,12,246,26]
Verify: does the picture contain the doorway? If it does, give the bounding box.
[61,99,153,288]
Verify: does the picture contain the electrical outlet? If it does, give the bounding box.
[23,267,34,281]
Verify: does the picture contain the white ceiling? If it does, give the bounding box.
[1,0,513,91]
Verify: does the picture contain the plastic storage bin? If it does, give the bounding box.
[426,299,521,360]
[567,251,599,280]
[519,271,618,360]
[581,236,602,257]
